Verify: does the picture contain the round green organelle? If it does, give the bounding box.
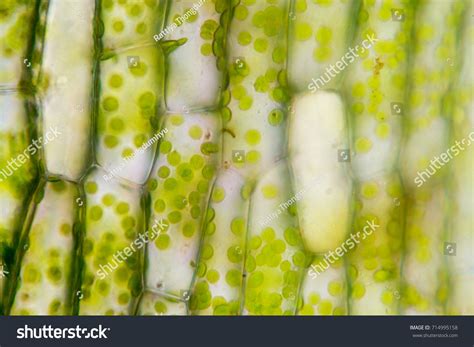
[103,232,115,243]
[249,235,262,250]
[235,5,248,21]
[164,178,178,190]
[102,96,119,111]
[118,292,130,305]
[157,165,170,178]
[205,221,216,236]
[49,300,62,314]
[167,151,181,166]
[252,6,283,37]
[190,154,205,169]
[225,269,241,287]
[230,217,245,236]
[82,239,94,255]
[200,43,213,56]
[183,222,196,237]
[245,129,261,146]
[200,142,219,155]
[121,216,136,229]
[232,58,249,77]
[268,108,284,126]
[295,22,312,41]
[206,269,220,283]
[211,187,225,202]
[85,182,98,194]
[246,255,256,272]
[155,234,170,250]
[23,264,41,283]
[138,91,155,109]
[197,180,209,194]
[188,125,202,140]
[129,60,148,77]
[254,76,269,92]
[200,19,218,40]
[96,280,110,296]
[109,117,125,132]
[232,84,246,100]
[159,140,172,154]
[238,95,253,110]
[190,281,211,310]
[124,228,136,240]
[102,193,115,206]
[238,31,252,46]
[201,244,214,260]
[190,205,201,219]
[172,194,187,209]
[136,22,147,34]
[272,46,285,64]
[292,251,306,267]
[247,271,264,288]
[122,148,134,159]
[227,245,243,263]
[261,227,276,242]
[167,211,182,224]
[116,202,130,215]
[127,3,143,17]
[188,191,201,205]
[283,226,300,246]
[107,72,123,88]
[254,37,268,53]
[196,262,207,277]
[294,0,307,12]
[170,115,184,126]
[271,239,286,254]
[104,135,119,148]
[201,165,215,179]
[272,86,289,102]
[177,163,194,181]
[134,134,147,147]
[89,206,103,221]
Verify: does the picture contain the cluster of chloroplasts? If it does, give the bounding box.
[9,181,77,315]
[80,170,142,315]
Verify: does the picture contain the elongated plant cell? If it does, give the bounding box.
[0,0,472,316]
